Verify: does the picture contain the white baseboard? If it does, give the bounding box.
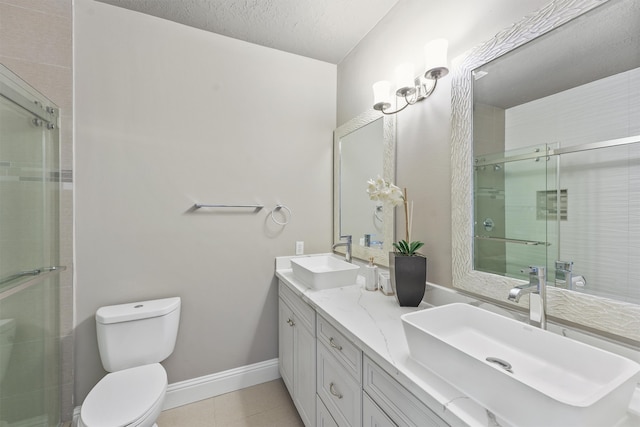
[71,358,281,423]
[162,358,281,410]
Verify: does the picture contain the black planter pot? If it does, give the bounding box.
[389,252,427,307]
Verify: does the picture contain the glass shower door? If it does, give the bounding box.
[474,144,556,280]
[0,66,61,426]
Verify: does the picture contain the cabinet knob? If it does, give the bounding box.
[287,318,295,327]
[329,337,343,351]
[329,382,343,399]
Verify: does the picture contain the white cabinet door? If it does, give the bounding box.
[295,321,316,427]
[279,298,294,393]
[279,284,317,427]
[363,393,397,427]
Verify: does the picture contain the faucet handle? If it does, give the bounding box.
[339,234,352,243]
[554,261,573,288]
[555,261,573,272]
[521,266,545,274]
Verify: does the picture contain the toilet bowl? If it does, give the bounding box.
[79,297,181,427]
[79,364,167,427]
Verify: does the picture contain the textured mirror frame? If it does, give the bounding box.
[334,109,396,267]
[450,0,640,343]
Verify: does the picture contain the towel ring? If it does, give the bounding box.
[271,204,291,225]
[374,204,383,223]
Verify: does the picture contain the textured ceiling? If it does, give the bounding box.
[95,0,401,64]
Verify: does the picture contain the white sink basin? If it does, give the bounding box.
[290,255,359,290]
[401,303,640,427]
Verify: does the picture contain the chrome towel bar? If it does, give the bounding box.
[0,266,67,301]
[475,235,550,246]
[193,203,264,210]
[0,266,65,287]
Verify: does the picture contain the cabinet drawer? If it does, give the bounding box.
[317,315,361,379]
[363,392,397,427]
[363,356,448,427]
[317,395,339,427]
[317,343,362,427]
[279,281,315,333]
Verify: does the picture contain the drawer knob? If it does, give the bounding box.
[329,337,343,351]
[287,318,295,327]
[329,382,343,399]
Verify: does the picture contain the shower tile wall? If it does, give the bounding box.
[0,0,74,421]
[473,103,507,275]
[505,67,640,304]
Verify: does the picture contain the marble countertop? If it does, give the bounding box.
[275,254,640,427]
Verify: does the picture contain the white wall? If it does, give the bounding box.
[74,0,336,403]
[337,0,551,286]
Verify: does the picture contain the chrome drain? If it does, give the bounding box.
[486,357,513,373]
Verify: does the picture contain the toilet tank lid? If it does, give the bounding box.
[96,297,181,324]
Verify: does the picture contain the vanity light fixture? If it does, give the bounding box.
[373,39,449,115]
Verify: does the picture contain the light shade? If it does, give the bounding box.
[395,63,416,96]
[370,39,448,114]
[424,39,449,79]
[372,80,392,111]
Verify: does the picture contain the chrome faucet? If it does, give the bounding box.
[555,261,573,289]
[508,266,546,329]
[332,235,352,263]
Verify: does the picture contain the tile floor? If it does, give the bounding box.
[156,379,304,427]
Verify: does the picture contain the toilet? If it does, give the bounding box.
[79,297,181,427]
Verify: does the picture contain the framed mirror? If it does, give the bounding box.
[334,109,396,266]
[451,0,640,343]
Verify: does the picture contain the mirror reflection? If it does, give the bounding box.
[472,0,640,304]
[340,118,384,248]
[334,110,396,266]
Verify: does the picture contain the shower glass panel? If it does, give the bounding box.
[555,140,640,304]
[0,66,61,426]
[474,144,556,280]
[474,136,640,305]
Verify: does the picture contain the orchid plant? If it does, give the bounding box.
[366,176,424,256]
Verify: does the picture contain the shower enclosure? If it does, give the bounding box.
[0,65,63,426]
[474,135,640,305]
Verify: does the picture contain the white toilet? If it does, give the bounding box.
[79,297,181,427]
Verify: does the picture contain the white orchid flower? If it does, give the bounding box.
[367,176,404,206]
[367,176,417,247]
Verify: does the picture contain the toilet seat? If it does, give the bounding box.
[80,363,167,427]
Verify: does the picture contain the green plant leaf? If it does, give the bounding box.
[393,240,424,255]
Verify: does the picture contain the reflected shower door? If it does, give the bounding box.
[474,145,556,280]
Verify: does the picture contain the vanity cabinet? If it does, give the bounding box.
[363,356,447,427]
[363,393,396,427]
[317,396,339,427]
[316,322,362,427]
[278,280,449,427]
[278,282,316,427]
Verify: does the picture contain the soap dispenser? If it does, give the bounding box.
[364,257,378,291]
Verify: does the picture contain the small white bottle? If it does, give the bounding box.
[364,257,378,291]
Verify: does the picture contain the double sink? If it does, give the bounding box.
[289,254,640,426]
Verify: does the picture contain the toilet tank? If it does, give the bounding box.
[96,297,181,372]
